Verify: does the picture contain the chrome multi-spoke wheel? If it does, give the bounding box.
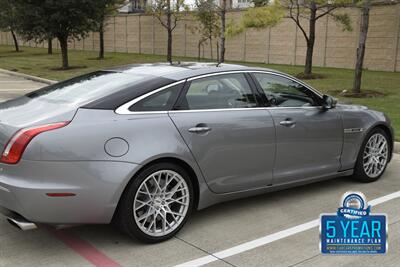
[133,170,190,237]
[362,133,388,178]
[352,128,391,183]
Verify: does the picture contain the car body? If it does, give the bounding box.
[0,63,394,240]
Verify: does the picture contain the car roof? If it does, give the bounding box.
[105,62,284,81]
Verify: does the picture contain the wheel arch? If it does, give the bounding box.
[369,123,394,162]
[113,156,200,221]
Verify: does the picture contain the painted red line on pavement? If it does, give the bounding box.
[48,228,121,267]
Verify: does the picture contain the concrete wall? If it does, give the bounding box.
[1,4,399,72]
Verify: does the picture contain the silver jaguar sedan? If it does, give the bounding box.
[0,63,393,243]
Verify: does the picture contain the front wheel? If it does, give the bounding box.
[353,128,390,182]
[115,163,194,243]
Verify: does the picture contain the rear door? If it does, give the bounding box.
[251,72,343,185]
[169,72,276,194]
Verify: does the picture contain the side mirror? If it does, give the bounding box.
[322,95,337,110]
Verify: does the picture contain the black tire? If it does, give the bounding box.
[353,128,390,182]
[115,162,194,243]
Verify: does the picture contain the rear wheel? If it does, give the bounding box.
[353,128,390,182]
[116,162,193,243]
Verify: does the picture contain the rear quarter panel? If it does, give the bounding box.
[22,108,209,209]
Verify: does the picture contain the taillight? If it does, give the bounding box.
[1,121,69,164]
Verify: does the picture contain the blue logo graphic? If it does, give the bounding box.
[320,192,387,254]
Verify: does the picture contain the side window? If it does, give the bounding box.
[179,73,258,110]
[129,84,182,111]
[253,73,320,107]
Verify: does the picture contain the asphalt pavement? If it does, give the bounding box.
[0,71,400,267]
[0,72,47,101]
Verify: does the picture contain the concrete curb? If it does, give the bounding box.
[395,142,400,154]
[0,68,57,85]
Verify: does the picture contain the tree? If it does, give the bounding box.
[193,0,220,60]
[353,0,370,93]
[94,0,124,60]
[15,0,99,69]
[283,0,353,77]
[0,0,20,52]
[352,0,396,93]
[218,0,228,63]
[225,3,284,64]
[226,5,284,43]
[150,0,188,63]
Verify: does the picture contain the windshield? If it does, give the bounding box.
[26,71,152,105]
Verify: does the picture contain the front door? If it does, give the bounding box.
[251,72,343,185]
[169,73,276,193]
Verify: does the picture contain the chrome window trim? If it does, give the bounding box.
[168,106,322,114]
[115,70,323,115]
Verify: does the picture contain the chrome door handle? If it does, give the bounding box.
[188,126,211,134]
[279,119,295,127]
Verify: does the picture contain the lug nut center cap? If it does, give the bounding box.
[153,197,163,207]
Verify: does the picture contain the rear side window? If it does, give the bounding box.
[27,71,152,105]
[129,84,182,112]
[178,73,258,110]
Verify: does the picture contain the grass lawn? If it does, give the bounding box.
[0,45,399,140]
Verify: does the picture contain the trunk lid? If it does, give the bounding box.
[0,70,155,152]
[0,96,77,152]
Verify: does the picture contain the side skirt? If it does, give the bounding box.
[197,169,354,210]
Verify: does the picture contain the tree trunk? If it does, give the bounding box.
[164,0,173,64]
[304,6,316,75]
[216,41,219,63]
[304,40,314,75]
[353,0,370,94]
[219,1,226,64]
[167,29,172,63]
[198,41,201,61]
[99,23,105,59]
[58,36,69,69]
[10,30,19,52]
[209,36,213,60]
[47,38,53,55]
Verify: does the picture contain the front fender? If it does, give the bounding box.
[338,104,393,170]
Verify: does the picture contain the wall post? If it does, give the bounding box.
[152,15,155,55]
[323,14,329,67]
[243,29,247,61]
[266,27,271,64]
[126,16,128,52]
[393,5,400,72]
[293,24,298,65]
[113,16,116,52]
[138,15,142,54]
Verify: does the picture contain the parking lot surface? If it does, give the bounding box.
[0,72,46,101]
[1,72,400,267]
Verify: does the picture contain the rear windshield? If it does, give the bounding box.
[26,71,152,105]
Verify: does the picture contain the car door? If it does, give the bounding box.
[251,72,343,185]
[168,72,275,194]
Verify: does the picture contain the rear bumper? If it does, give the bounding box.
[0,159,140,224]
